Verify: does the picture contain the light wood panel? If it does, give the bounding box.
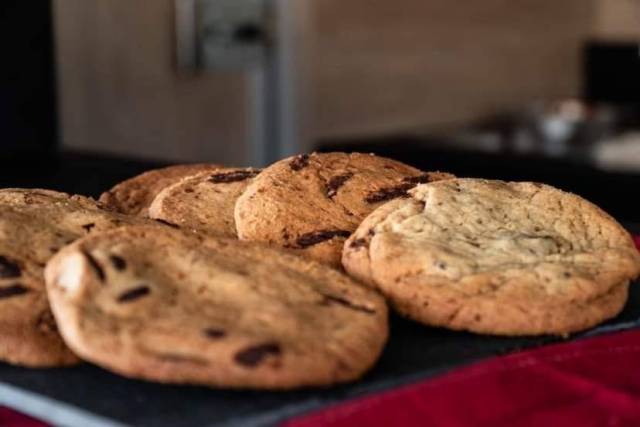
[593,0,640,40]
[312,0,594,140]
[53,0,249,164]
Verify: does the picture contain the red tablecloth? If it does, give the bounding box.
[0,407,47,427]
[285,328,640,427]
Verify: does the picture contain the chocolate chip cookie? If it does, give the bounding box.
[99,164,221,217]
[148,167,261,237]
[234,152,453,267]
[343,178,640,336]
[45,225,388,389]
[0,189,150,366]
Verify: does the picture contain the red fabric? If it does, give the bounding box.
[284,329,640,427]
[0,407,48,427]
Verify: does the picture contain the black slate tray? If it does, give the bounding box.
[1,153,639,427]
[0,283,639,427]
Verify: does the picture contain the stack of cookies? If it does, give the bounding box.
[1,152,638,390]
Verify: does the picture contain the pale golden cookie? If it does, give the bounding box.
[235,152,453,267]
[148,167,261,237]
[45,225,388,389]
[99,164,221,217]
[343,178,640,336]
[0,189,149,367]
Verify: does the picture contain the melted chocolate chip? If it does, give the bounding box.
[294,230,351,248]
[209,169,260,183]
[0,256,21,278]
[203,328,226,339]
[322,294,375,314]
[289,154,310,171]
[234,342,281,367]
[0,284,29,299]
[110,255,127,271]
[117,285,150,303]
[326,173,354,198]
[81,223,96,232]
[155,219,180,229]
[82,251,105,282]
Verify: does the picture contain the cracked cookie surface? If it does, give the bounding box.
[343,178,640,336]
[234,152,452,267]
[99,164,221,217]
[148,167,261,237]
[45,225,388,389]
[0,189,150,366]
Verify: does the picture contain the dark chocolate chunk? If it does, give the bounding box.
[82,251,105,282]
[155,219,180,229]
[289,154,310,171]
[326,173,354,198]
[365,183,414,204]
[349,238,368,249]
[294,229,351,248]
[209,169,260,183]
[0,256,21,278]
[0,284,29,299]
[110,255,127,271]
[365,174,435,204]
[203,328,226,339]
[322,294,375,314]
[234,342,281,367]
[117,285,151,303]
[81,223,96,232]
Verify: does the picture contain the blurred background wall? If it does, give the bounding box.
[53,0,249,164]
[313,0,591,140]
[52,0,640,164]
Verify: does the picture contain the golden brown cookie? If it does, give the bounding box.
[343,178,640,336]
[235,152,453,267]
[0,189,150,367]
[45,225,388,389]
[99,164,221,217]
[148,168,261,237]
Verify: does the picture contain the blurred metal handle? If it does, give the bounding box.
[174,0,311,166]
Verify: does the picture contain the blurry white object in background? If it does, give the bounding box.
[528,99,616,158]
[534,99,586,157]
[594,132,640,172]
